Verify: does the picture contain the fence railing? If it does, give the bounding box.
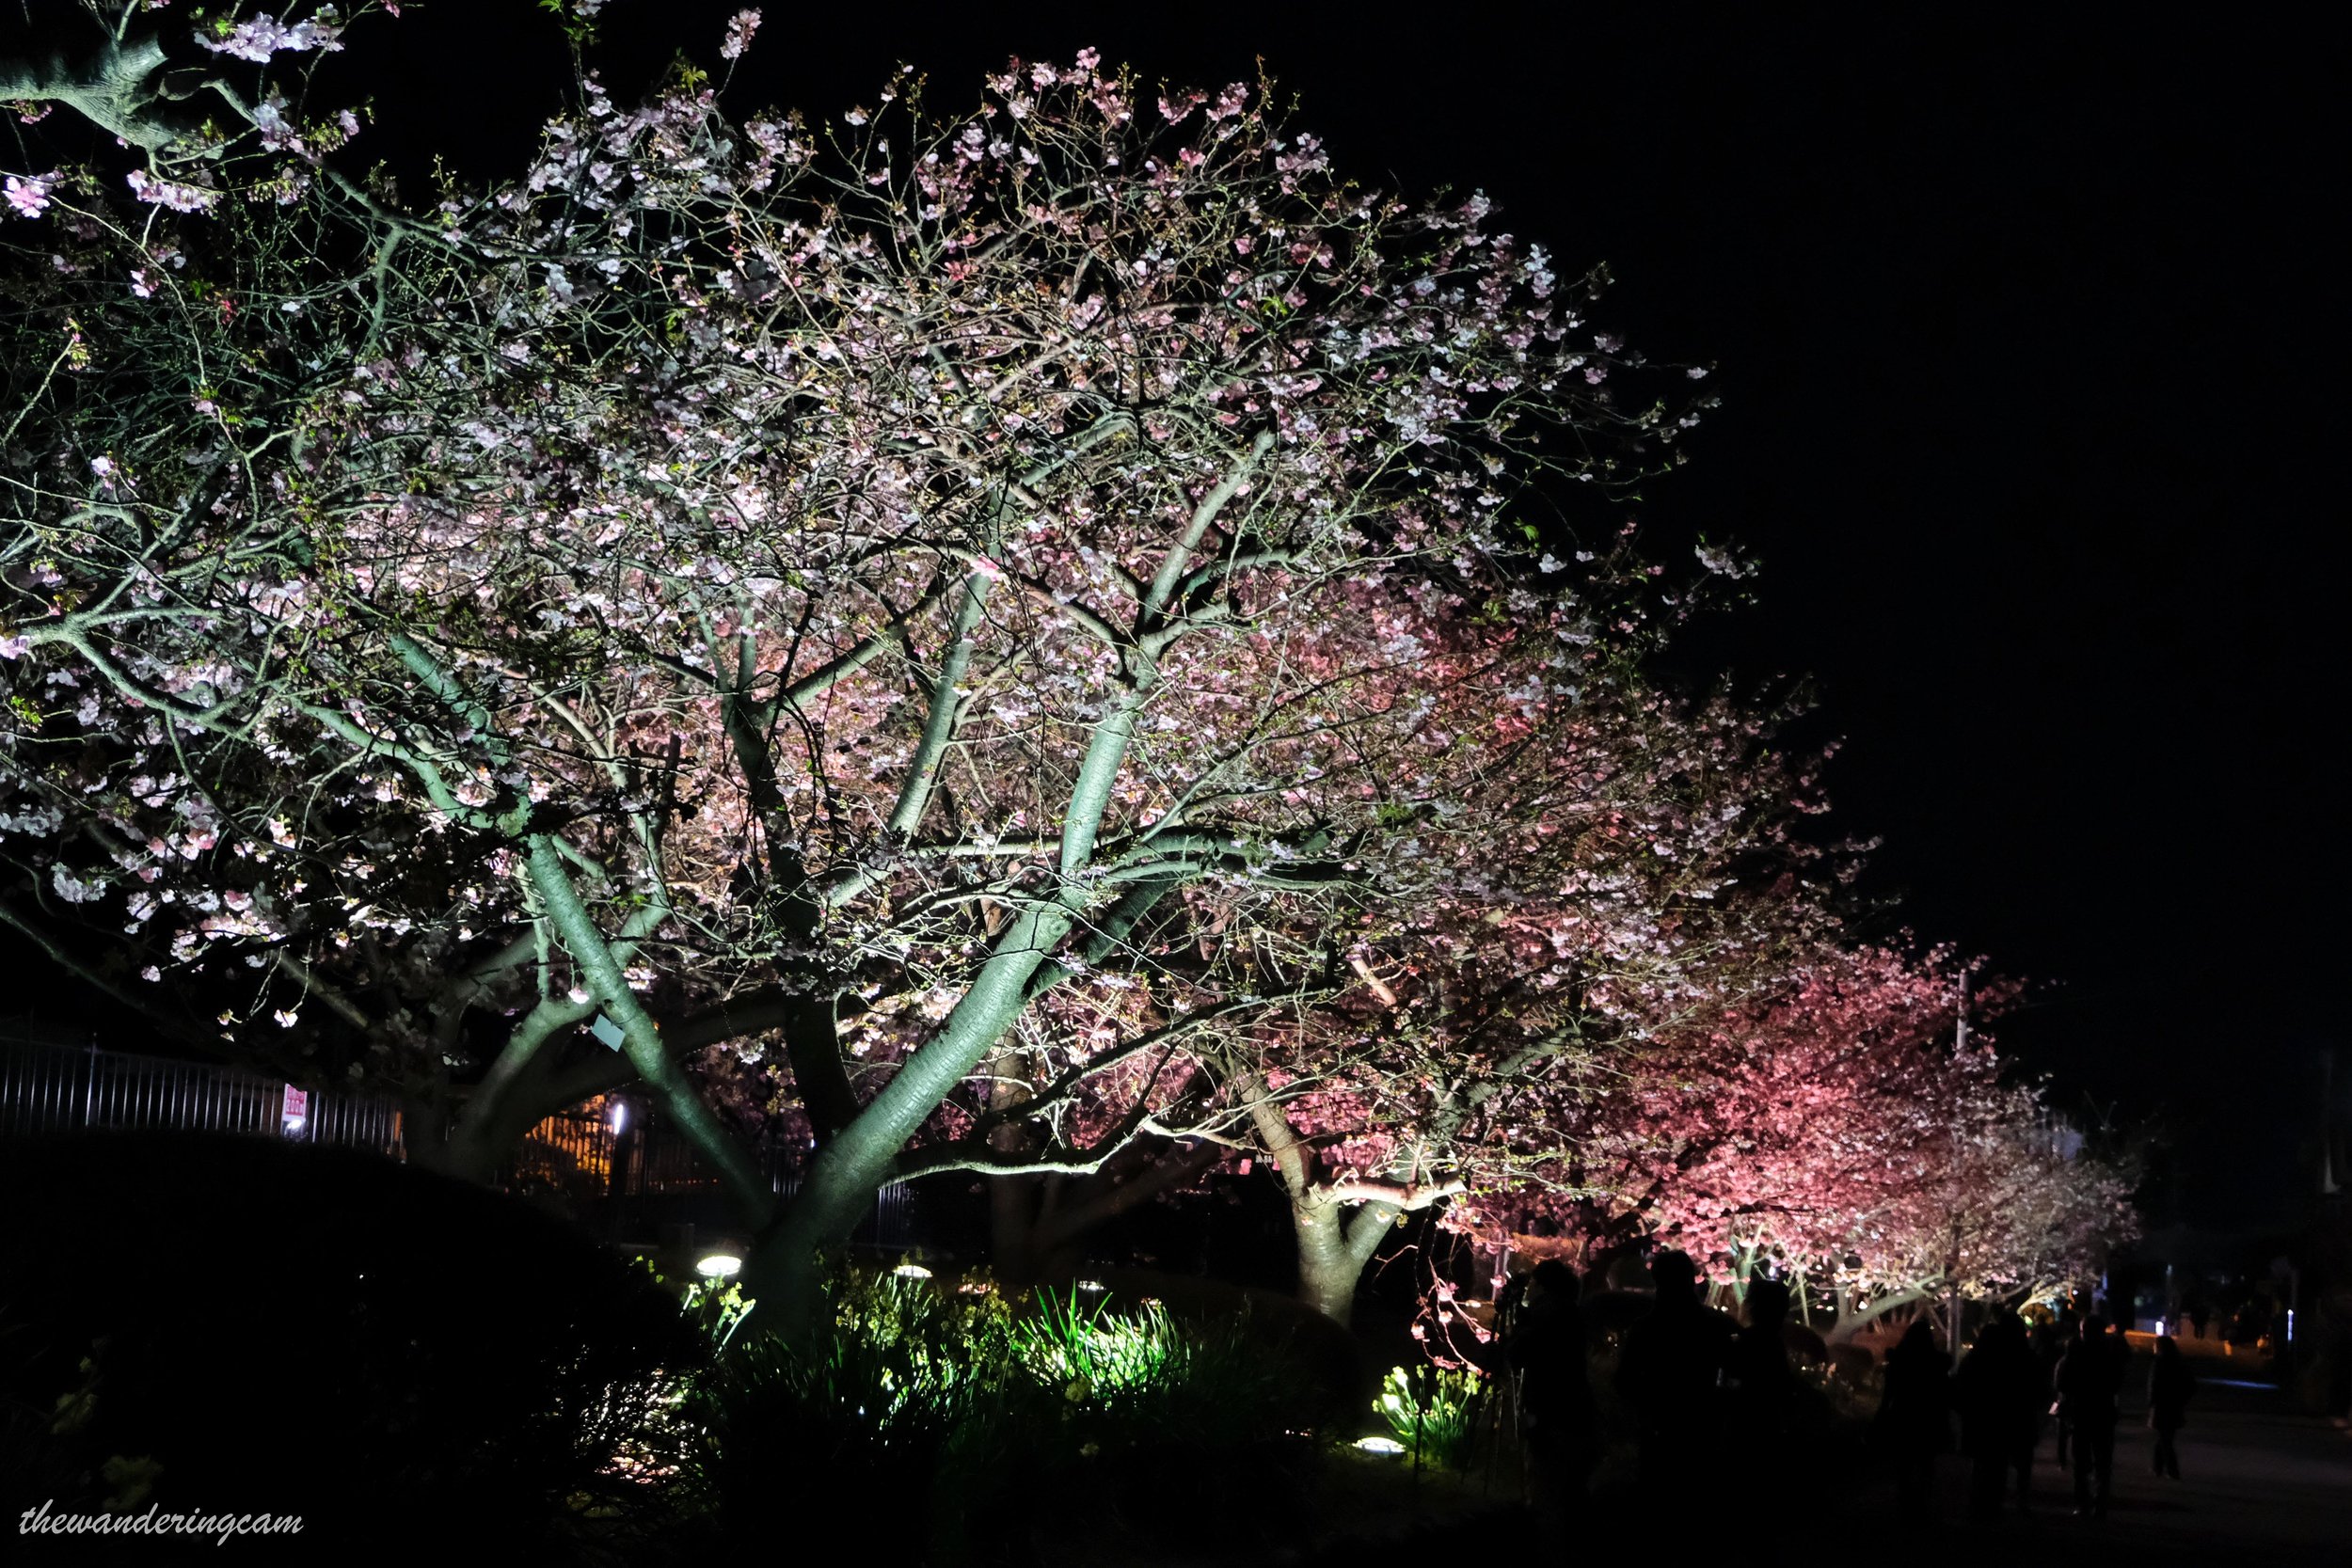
[0,1037,404,1156]
[0,1039,913,1245]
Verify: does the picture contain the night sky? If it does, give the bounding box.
[14,3,2338,1229]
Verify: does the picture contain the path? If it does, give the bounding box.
[1870,1354,2351,1562]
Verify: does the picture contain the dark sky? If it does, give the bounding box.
[16,3,2340,1227]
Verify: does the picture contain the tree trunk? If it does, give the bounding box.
[990,1138,1226,1288]
[983,1064,1051,1286]
[742,908,1074,1335]
[986,1171,1094,1287]
[1292,1197,1362,1326]
[401,1090,457,1177]
[991,1172,1050,1289]
[1825,1284,1938,1345]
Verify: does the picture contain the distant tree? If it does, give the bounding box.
[1448,944,2136,1332]
[3,8,1731,1327]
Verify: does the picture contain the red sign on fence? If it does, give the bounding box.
[280,1085,308,1134]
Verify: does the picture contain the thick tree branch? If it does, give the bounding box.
[524,834,776,1229]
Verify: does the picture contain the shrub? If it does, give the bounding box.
[658,1268,1017,1542]
[661,1271,1325,1563]
[1374,1363,1486,1470]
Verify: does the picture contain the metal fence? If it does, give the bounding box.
[1,1039,913,1245]
[0,1037,404,1156]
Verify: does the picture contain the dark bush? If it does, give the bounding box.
[0,1132,699,1551]
[662,1271,1334,1565]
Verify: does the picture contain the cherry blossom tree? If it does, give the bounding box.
[1197,685,1837,1324]
[5,8,1741,1328]
[899,676,1837,1321]
[1851,1085,2138,1333]
[1446,944,2135,1334]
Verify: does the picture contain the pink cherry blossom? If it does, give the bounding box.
[4,170,58,219]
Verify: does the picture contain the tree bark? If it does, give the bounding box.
[1291,1197,1361,1325]
[740,905,1072,1333]
[1824,1284,1939,1345]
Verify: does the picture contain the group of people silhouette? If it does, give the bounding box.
[1497,1250,2196,1526]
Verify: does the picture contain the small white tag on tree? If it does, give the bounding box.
[591,1013,626,1050]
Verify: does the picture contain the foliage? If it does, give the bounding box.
[1012,1285,1173,1399]
[1014,1285,1326,1448]
[1375,1361,1485,1470]
[662,1270,1014,1547]
[657,1268,1323,1560]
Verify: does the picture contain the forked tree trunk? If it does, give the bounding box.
[1291,1198,1360,1325]
[1285,1194,1406,1329]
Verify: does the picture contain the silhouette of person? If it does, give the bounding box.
[1955,1312,2043,1517]
[1504,1259,1599,1526]
[1724,1275,1800,1511]
[2147,1333,2194,1479]
[2054,1314,2127,1516]
[1613,1249,1735,1500]
[1878,1320,1952,1521]
[2034,1312,2073,1465]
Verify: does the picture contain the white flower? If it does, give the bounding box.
[50,863,104,903]
[125,168,220,214]
[195,11,345,65]
[720,8,762,60]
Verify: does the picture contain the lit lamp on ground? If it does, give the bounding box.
[695,1251,743,1280]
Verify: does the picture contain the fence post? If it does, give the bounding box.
[81,1037,98,1128]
